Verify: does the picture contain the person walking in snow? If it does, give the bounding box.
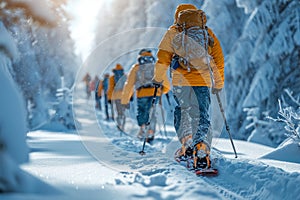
[107,64,127,130]
[82,72,92,99]
[95,77,102,111]
[90,75,99,106]
[96,73,110,120]
[152,4,225,169]
[121,49,165,143]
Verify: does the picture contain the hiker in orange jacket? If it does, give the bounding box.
[90,75,100,110]
[153,4,225,169]
[96,73,110,119]
[108,64,127,129]
[121,49,167,142]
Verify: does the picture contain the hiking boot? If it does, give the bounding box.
[146,129,155,143]
[175,135,193,161]
[193,142,211,169]
[137,125,145,140]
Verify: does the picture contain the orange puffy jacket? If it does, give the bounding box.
[96,80,103,98]
[107,64,126,101]
[153,4,225,89]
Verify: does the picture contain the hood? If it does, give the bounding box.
[174,4,197,24]
[138,49,153,57]
[113,63,123,71]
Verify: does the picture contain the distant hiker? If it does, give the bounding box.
[82,73,92,99]
[108,64,127,130]
[121,49,165,143]
[96,73,110,119]
[94,76,102,111]
[90,75,99,96]
[152,4,225,169]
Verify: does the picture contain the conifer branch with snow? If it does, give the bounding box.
[268,90,300,141]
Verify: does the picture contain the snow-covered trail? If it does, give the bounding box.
[71,83,300,199]
[3,83,300,200]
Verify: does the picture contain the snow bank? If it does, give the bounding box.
[261,139,300,164]
[213,153,300,200]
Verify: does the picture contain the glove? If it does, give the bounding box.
[152,79,163,88]
[212,88,222,94]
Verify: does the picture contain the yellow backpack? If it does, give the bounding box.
[172,9,214,72]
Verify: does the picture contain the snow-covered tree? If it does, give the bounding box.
[269,90,300,142]
[202,0,247,54]
[0,21,29,192]
[1,0,79,129]
[0,0,79,192]
[41,76,77,131]
[226,0,300,143]
[244,106,286,147]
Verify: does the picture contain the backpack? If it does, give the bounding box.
[113,69,126,91]
[172,9,214,72]
[135,63,155,90]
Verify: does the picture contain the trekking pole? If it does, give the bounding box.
[207,59,238,158]
[215,92,238,158]
[139,84,159,155]
[159,95,167,137]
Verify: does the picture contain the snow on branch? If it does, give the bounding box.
[4,0,60,27]
[284,89,300,107]
[268,94,300,140]
[244,107,270,130]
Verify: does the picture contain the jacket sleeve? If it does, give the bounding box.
[97,80,103,97]
[107,76,114,100]
[153,29,175,93]
[208,28,225,89]
[121,65,137,104]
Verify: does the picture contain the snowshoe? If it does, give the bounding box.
[174,147,194,170]
[146,130,155,144]
[195,168,218,176]
[193,142,218,176]
[175,135,193,162]
[174,146,193,162]
[146,136,154,144]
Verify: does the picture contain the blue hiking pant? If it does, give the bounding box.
[104,94,109,119]
[136,96,157,131]
[173,86,211,147]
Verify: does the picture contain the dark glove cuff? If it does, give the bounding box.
[152,79,163,88]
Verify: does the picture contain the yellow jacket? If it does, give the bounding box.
[121,64,163,105]
[107,64,126,101]
[96,80,103,98]
[153,5,225,89]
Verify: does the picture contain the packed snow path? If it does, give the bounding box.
[75,84,300,199]
[3,83,299,200]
